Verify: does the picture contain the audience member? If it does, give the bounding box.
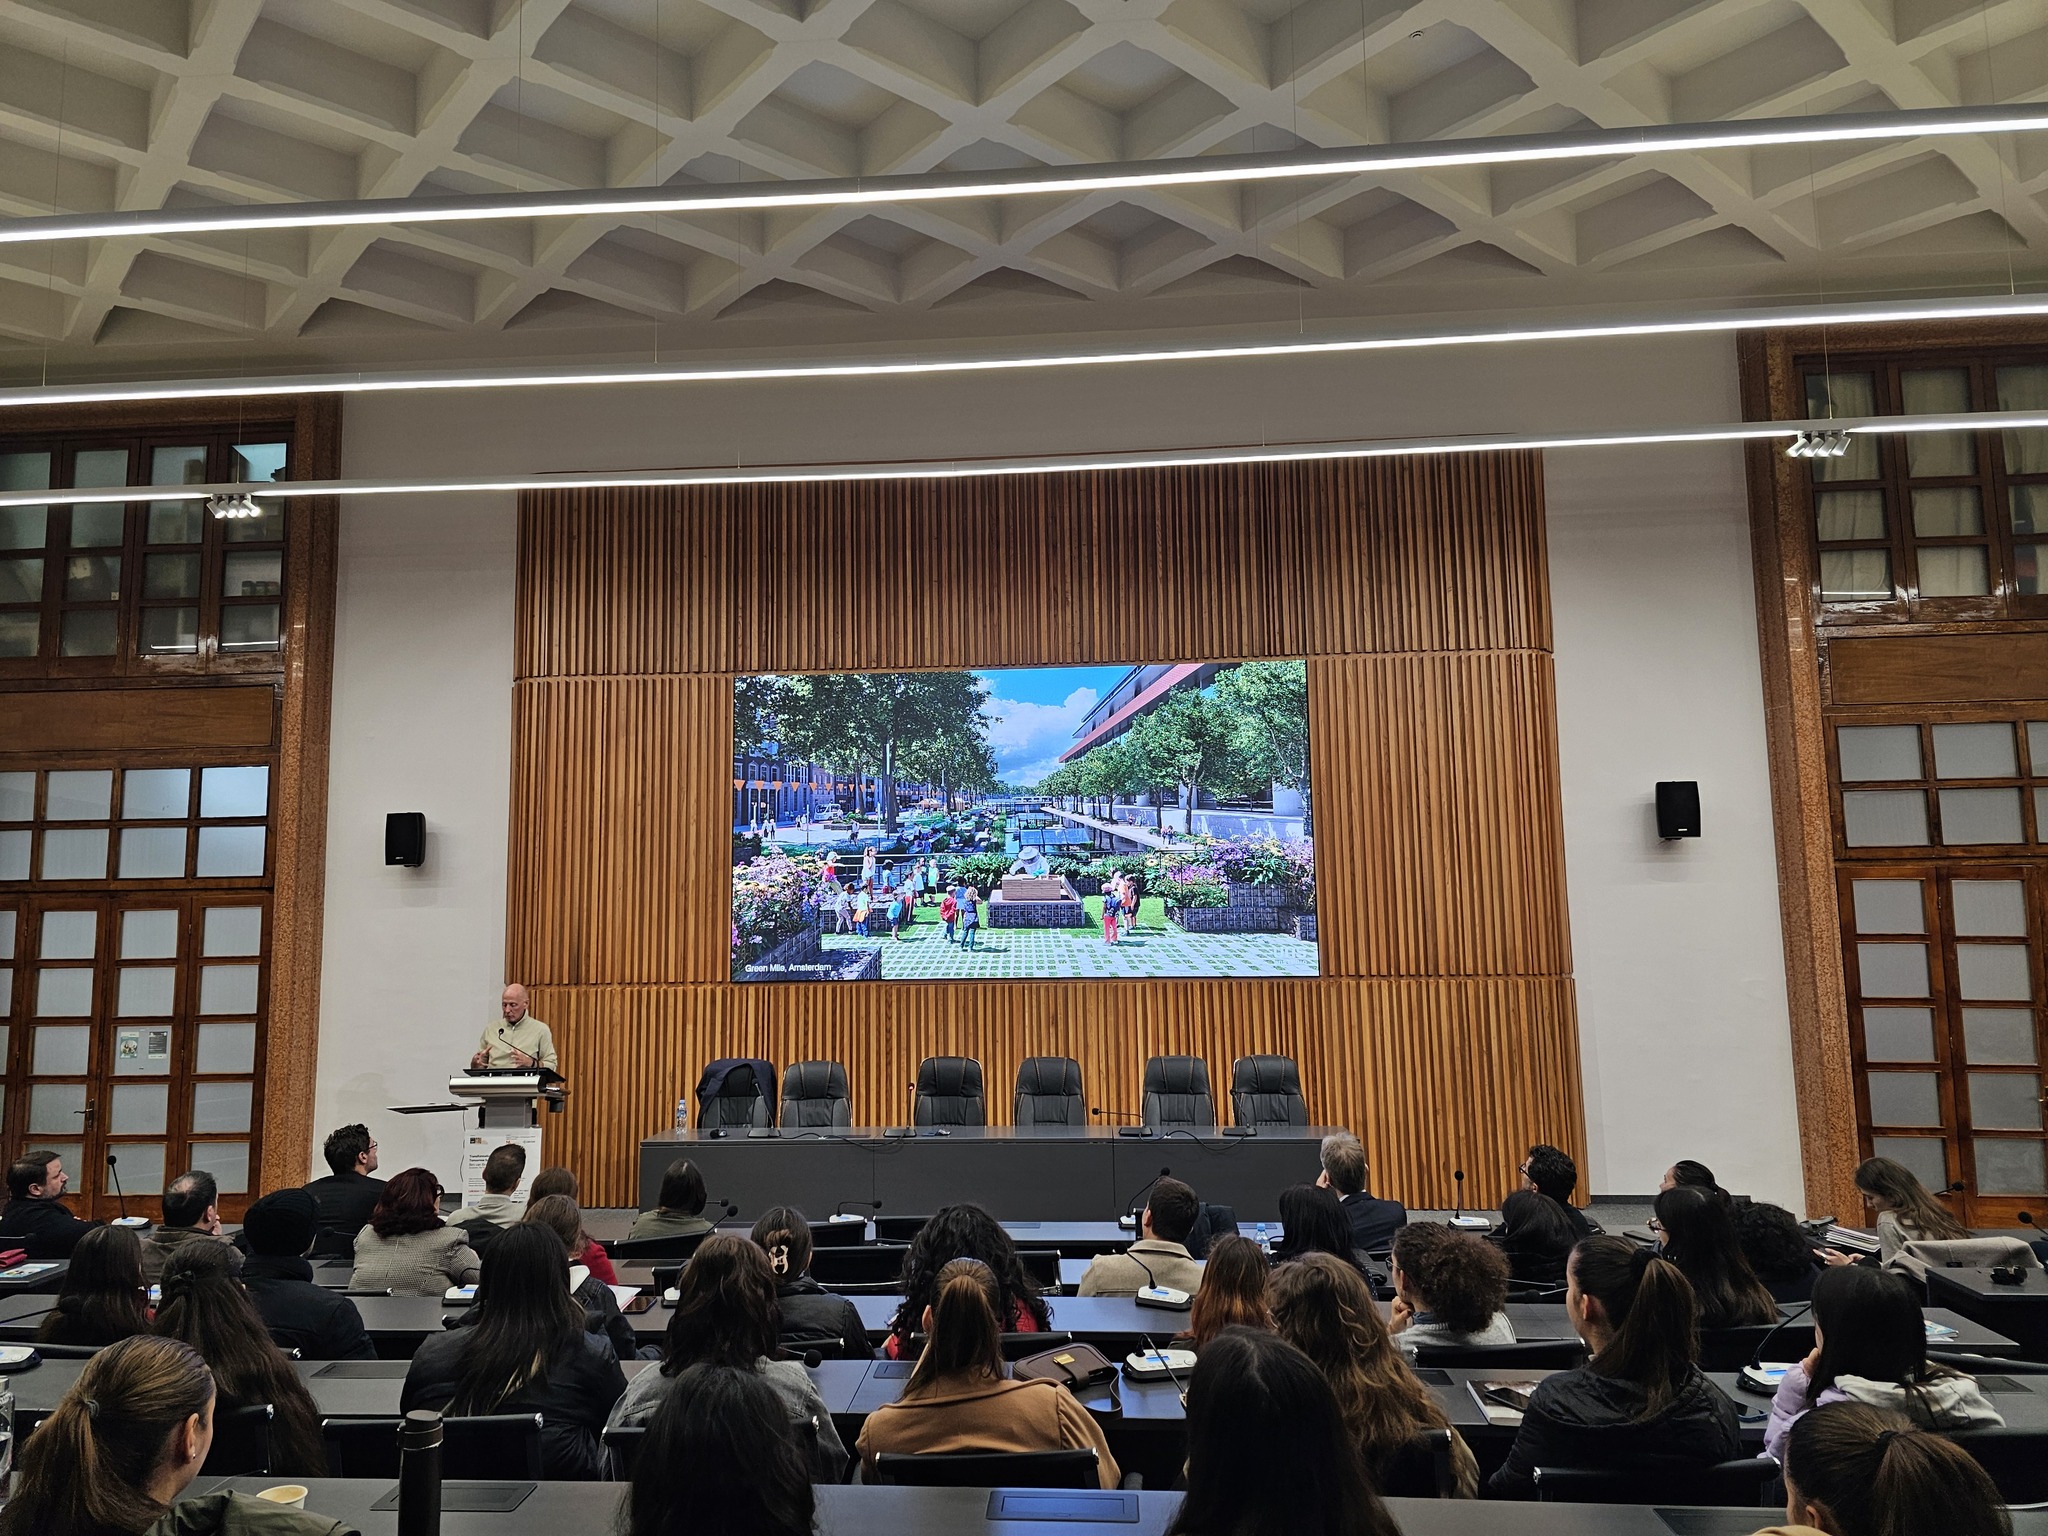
[402,1223,626,1479]
[1735,1202,1825,1303]
[1491,1188,1582,1287]
[1488,1237,1741,1498]
[448,1142,527,1253]
[1842,1157,1969,1266]
[628,1158,715,1242]
[350,1167,482,1296]
[1165,1326,1399,1536]
[1521,1144,1596,1236]
[0,1148,98,1259]
[1178,1233,1272,1352]
[1271,1252,1478,1497]
[1764,1401,2011,1536]
[36,1224,151,1348]
[140,1170,238,1283]
[1762,1265,2001,1463]
[1079,1176,1206,1297]
[1273,1184,1366,1272]
[751,1205,874,1359]
[302,1123,384,1250]
[623,1365,816,1536]
[237,1189,375,1361]
[606,1234,845,1480]
[1663,1159,1727,1198]
[884,1203,1051,1359]
[1316,1133,1406,1252]
[1388,1223,1515,1351]
[528,1166,617,1284]
[522,1194,639,1363]
[1654,1184,1778,1329]
[0,1336,348,1536]
[857,1258,1118,1487]
[153,1242,328,1476]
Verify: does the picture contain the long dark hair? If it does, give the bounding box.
[1571,1236,1700,1421]
[369,1167,446,1239]
[889,1203,1051,1343]
[1854,1157,1968,1242]
[153,1242,327,1475]
[1183,1234,1271,1351]
[620,1365,815,1536]
[661,1235,780,1376]
[39,1224,150,1347]
[1166,1327,1398,1536]
[751,1206,814,1280]
[1785,1402,2009,1536]
[1806,1265,1961,1413]
[1654,1185,1777,1328]
[1274,1185,1361,1269]
[1494,1189,1578,1272]
[906,1259,1004,1396]
[0,1335,214,1536]
[450,1224,587,1414]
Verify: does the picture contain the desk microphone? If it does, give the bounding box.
[107,1152,127,1221]
[1093,1107,1155,1139]
[1447,1169,1488,1230]
[1120,1166,1171,1231]
[1736,1302,1814,1395]
[710,1198,739,1225]
[834,1199,882,1219]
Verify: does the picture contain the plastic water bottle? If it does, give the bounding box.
[1254,1223,1271,1256]
[0,1376,15,1512]
[673,1097,689,1134]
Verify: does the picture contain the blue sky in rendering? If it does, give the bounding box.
[975,665,1130,786]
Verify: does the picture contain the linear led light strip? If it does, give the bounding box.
[2,409,2042,508]
[3,103,2047,246]
[9,290,2048,409]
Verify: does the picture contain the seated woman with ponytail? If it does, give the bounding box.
[153,1243,328,1477]
[856,1257,1120,1487]
[0,1335,356,1536]
[38,1223,152,1347]
[1488,1236,1742,1499]
[1761,1401,2010,1536]
[750,1205,874,1360]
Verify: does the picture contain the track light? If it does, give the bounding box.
[1786,430,1855,459]
[206,493,262,520]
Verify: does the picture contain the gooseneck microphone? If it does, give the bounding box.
[1453,1169,1465,1220]
[1737,1302,1814,1395]
[834,1199,883,1218]
[1120,1166,1171,1229]
[107,1151,127,1221]
[1091,1107,1144,1121]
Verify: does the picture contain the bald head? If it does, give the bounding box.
[501,984,528,1023]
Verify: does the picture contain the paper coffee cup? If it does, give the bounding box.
[256,1486,308,1509]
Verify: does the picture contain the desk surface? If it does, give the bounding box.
[1923,1265,2048,1301]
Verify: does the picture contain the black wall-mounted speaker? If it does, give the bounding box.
[1655,782,1701,841]
[384,812,426,867]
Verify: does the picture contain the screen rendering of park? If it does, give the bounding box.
[729,661,1316,983]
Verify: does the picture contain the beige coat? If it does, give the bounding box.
[1077,1239,1204,1298]
[857,1373,1121,1488]
[349,1225,481,1295]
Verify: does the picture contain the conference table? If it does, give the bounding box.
[1923,1265,2048,1359]
[637,1126,1337,1222]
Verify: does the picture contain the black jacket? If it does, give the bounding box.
[401,1325,627,1480]
[239,1254,375,1361]
[1487,1364,1743,1499]
[1340,1191,1408,1254]
[0,1197,98,1259]
[302,1174,385,1250]
[776,1274,874,1360]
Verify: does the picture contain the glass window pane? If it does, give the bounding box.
[111,1143,165,1197]
[1912,487,1983,536]
[1844,790,1930,847]
[40,829,109,881]
[115,967,174,1017]
[150,447,207,487]
[1868,1071,1942,1127]
[143,553,199,600]
[0,557,41,603]
[0,452,52,494]
[34,969,91,1016]
[0,973,9,1014]
[1917,546,1990,598]
[203,1141,250,1195]
[120,910,178,959]
[0,830,30,882]
[1975,1139,2047,1195]
[44,770,112,821]
[0,910,12,957]
[1805,371,1881,479]
[138,607,198,657]
[0,613,39,659]
[67,505,124,549]
[1872,1136,1949,1189]
[28,1083,86,1135]
[195,826,265,878]
[31,1024,89,1074]
[40,910,97,958]
[198,963,259,1016]
[1964,1008,2038,1065]
[199,767,268,820]
[222,504,284,543]
[232,443,287,482]
[1939,787,2023,843]
[1997,364,2048,475]
[1956,943,2032,1001]
[110,1083,168,1135]
[1953,880,2027,937]
[0,507,47,551]
[1839,726,1923,781]
[201,907,262,957]
[192,1081,252,1134]
[118,827,186,880]
[1815,490,1886,541]
[122,769,188,820]
[195,1021,256,1074]
[222,550,281,598]
[1900,371,1975,476]
[220,605,280,652]
[70,448,129,488]
[146,502,204,546]
[0,774,34,821]
[59,610,118,657]
[1968,1073,2042,1131]
[1933,723,2017,779]
[1858,941,1930,997]
[1863,1006,1936,1063]
[2021,541,2048,596]
[2012,485,2048,536]
[1853,880,1925,933]
[66,552,122,597]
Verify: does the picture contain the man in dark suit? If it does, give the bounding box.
[1317,1131,1406,1253]
[0,1149,98,1259]
[301,1123,386,1253]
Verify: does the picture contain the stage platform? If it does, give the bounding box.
[637,1125,1337,1221]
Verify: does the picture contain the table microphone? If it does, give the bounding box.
[107,1151,127,1221]
[1120,1167,1171,1231]
[1092,1107,1155,1139]
[1736,1301,1814,1395]
[834,1199,882,1218]
[1448,1169,1488,1229]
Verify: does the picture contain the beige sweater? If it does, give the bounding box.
[856,1373,1120,1488]
[349,1225,481,1296]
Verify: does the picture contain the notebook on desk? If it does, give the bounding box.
[1467,1381,1533,1425]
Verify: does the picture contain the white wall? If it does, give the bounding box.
[316,334,1805,1201]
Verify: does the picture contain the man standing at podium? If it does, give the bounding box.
[471,983,559,1071]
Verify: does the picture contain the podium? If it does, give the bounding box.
[447,1067,566,1130]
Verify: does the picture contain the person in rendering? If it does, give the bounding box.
[470,981,558,1071]
[0,1149,98,1259]
[940,885,959,942]
[622,1365,818,1536]
[37,1224,152,1348]
[1079,1177,1206,1297]
[238,1188,376,1361]
[140,1170,239,1283]
[1102,876,1122,945]
[302,1122,385,1250]
[887,885,906,940]
[628,1157,716,1242]
[833,883,853,934]
[1316,1132,1407,1253]
[1764,1401,2011,1536]
[960,884,982,949]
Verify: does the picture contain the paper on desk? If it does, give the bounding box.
[610,1284,642,1310]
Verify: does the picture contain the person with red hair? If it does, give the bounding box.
[350,1167,481,1296]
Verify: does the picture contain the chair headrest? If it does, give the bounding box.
[1145,1056,1209,1094]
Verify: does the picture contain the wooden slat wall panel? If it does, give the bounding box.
[530,979,1585,1213]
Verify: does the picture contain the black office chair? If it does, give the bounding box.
[871,1448,1101,1487]
[1229,1054,1307,1128]
[309,1228,356,1262]
[915,1056,986,1126]
[905,1330,1075,1361]
[809,1218,867,1249]
[603,1424,647,1479]
[781,1061,852,1129]
[1697,1324,1786,1372]
[875,1214,933,1244]
[321,1413,545,1480]
[809,1244,911,1289]
[698,1062,773,1130]
[1186,1203,1238,1260]
[1532,1458,1781,1506]
[606,1231,712,1264]
[1952,1427,2048,1504]
[199,1403,274,1477]
[1141,1055,1215,1129]
[1412,1338,1586,1369]
[1013,1057,1086,1126]
[1377,1429,1458,1499]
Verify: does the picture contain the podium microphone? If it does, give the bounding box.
[107,1151,127,1221]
